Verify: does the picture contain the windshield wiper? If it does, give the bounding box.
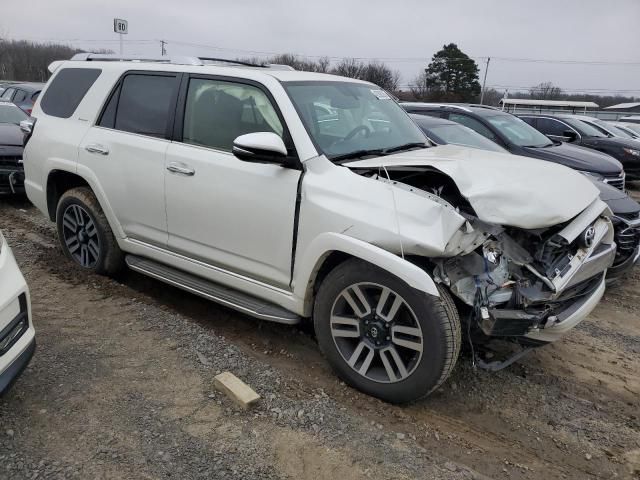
[331,149,385,162]
[382,142,429,154]
[523,143,554,148]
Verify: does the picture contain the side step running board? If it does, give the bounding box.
[125,255,301,325]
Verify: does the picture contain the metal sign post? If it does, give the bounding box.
[113,18,128,55]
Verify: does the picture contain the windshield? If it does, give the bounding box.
[620,123,640,135]
[599,121,636,139]
[485,114,552,147]
[284,81,427,160]
[563,118,607,137]
[426,123,507,153]
[0,103,28,124]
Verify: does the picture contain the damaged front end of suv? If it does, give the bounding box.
[432,202,613,345]
[345,147,615,349]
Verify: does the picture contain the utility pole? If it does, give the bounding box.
[160,40,167,56]
[480,57,491,104]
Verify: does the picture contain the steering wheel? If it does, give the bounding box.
[344,125,371,141]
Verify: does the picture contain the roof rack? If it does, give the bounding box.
[69,53,294,70]
[400,102,473,113]
[465,104,501,111]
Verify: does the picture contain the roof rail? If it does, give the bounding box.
[198,57,265,67]
[70,53,203,65]
[69,53,295,70]
[401,102,473,113]
[465,104,501,111]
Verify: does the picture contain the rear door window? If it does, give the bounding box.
[40,68,102,118]
[13,90,27,103]
[99,73,179,138]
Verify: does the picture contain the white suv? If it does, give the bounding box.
[0,229,35,394]
[24,54,615,402]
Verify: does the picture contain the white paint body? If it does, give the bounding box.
[24,61,611,343]
[0,230,35,388]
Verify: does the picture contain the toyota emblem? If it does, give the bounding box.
[581,226,596,249]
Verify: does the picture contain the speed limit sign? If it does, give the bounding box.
[113,18,128,34]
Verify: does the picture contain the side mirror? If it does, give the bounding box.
[562,130,578,142]
[232,132,287,164]
[20,119,33,134]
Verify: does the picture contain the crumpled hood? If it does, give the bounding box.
[522,142,622,175]
[344,145,600,229]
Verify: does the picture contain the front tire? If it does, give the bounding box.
[56,187,124,276]
[314,259,460,403]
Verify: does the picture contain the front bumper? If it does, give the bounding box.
[524,276,605,343]
[0,236,35,395]
[0,166,25,195]
[477,208,614,344]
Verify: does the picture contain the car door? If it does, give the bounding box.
[535,118,579,143]
[78,71,180,248]
[164,75,301,289]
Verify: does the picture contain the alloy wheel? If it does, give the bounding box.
[61,204,101,268]
[330,282,423,383]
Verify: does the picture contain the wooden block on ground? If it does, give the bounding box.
[214,371,261,409]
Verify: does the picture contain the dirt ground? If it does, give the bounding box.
[1,187,639,480]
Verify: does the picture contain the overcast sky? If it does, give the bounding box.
[2,0,639,95]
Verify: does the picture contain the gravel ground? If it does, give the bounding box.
[1,191,639,480]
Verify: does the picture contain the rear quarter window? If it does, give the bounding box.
[40,68,102,118]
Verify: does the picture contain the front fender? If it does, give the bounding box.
[293,232,439,316]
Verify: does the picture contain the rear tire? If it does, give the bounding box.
[56,187,124,276]
[313,259,461,403]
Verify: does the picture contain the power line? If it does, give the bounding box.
[6,35,640,66]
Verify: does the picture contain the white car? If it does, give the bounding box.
[0,229,35,394]
[23,54,615,402]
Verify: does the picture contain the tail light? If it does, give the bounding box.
[20,118,36,147]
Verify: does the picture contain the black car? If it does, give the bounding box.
[408,114,508,153]
[404,103,640,280]
[0,101,29,195]
[0,82,44,116]
[402,103,627,188]
[517,113,640,179]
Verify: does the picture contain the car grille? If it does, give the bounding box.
[603,173,625,191]
[0,156,22,168]
[612,214,640,267]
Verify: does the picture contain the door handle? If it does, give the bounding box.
[85,144,109,155]
[167,162,195,176]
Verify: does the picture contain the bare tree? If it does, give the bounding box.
[529,82,563,100]
[409,71,430,100]
[331,58,400,92]
[0,38,113,82]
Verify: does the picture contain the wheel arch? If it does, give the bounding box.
[294,232,439,317]
[46,168,125,241]
[46,170,90,221]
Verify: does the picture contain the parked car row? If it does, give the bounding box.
[1,54,636,402]
[402,103,640,281]
[0,83,44,116]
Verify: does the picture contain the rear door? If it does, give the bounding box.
[78,72,180,248]
[164,75,301,288]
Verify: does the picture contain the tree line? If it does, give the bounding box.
[1,37,636,108]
